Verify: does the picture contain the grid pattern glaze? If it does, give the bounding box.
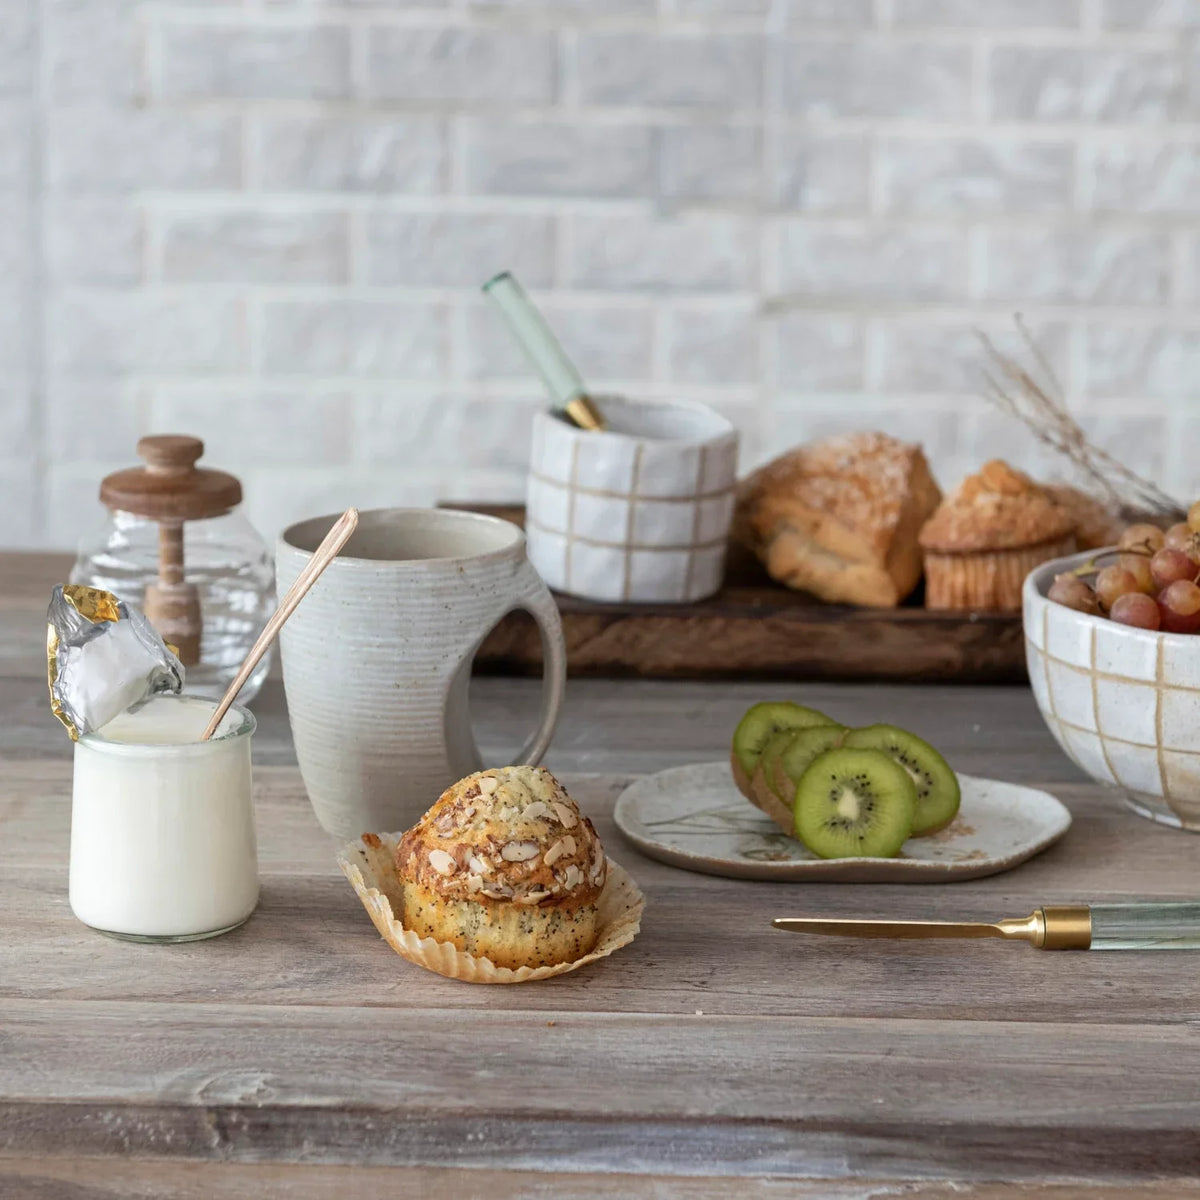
[1025,593,1200,827]
[525,415,737,603]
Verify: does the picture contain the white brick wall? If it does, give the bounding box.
[3,0,1200,550]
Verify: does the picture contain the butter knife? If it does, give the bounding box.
[773,903,1200,951]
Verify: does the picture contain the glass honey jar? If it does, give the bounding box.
[71,435,274,702]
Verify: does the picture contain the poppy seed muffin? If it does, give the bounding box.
[394,766,607,970]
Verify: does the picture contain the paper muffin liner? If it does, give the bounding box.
[925,534,1076,611]
[337,831,645,984]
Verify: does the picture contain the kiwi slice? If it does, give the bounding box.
[841,724,961,836]
[793,748,916,859]
[747,730,806,833]
[769,724,847,803]
[730,702,836,802]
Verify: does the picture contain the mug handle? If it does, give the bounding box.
[510,559,567,766]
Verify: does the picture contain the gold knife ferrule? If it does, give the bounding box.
[564,395,606,432]
[1038,905,1093,951]
[993,911,1046,945]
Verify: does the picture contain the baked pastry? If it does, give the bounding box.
[394,766,607,970]
[919,460,1077,611]
[1043,483,1123,551]
[733,432,942,607]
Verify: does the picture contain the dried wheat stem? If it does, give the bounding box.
[974,320,1182,523]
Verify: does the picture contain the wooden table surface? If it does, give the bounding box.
[3,553,1199,1198]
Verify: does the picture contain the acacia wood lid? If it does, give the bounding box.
[99,435,242,522]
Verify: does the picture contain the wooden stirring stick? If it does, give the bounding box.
[138,438,208,666]
[201,508,359,740]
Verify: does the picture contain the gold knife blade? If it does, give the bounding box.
[773,907,1093,950]
[774,918,1013,940]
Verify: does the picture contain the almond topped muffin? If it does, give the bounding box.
[919,460,1077,611]
[394,765,607,970]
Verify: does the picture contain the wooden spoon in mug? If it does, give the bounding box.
[201,507,359,740]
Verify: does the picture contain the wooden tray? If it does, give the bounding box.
[452,505,1026,683]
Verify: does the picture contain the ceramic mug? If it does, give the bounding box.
[276,508,566,838]
[525,396,739,603]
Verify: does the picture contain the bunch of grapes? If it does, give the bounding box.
[1048,505,1200,633]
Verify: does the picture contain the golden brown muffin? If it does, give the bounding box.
[733,432,942,607]
[1043,483,1123,551]
[919,460,1077,611]
[394,766,607,970]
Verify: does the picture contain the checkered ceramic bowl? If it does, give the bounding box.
[525,397,738,603]
[1024,548,1200,831]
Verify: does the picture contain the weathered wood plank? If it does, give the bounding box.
[0,761,342,872]
[0,553,70,612]
[0,553,76,683]
[3,1000,1200,1179]
[6,549,1199,1192]
[5,862,1200,1025]
[2,668,1087,784]
[0,761,1173,895]
[1,1161,1196,1200]
[477,603,1027,683]
[3,764,1196,1025]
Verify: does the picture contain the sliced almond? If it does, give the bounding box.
[479,775,499,795]
[551,801,577,828]
[543,838,568,867]
[428,849,457,876]
[520,889,551,904]
[561,835,576,857]
[564,864,583,890]
[468,855,489,875]
[523,801,551,822]
[501,840,540,862]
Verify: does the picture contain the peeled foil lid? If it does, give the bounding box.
[47,584,185,740]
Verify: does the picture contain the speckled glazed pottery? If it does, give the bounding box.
[277,508,566,839]
[525,397,739,603]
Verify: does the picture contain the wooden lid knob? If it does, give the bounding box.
[100,433,242,522]
[138,434,205,474]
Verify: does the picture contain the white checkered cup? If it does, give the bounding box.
[525,397,739,603]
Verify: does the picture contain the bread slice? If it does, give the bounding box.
[733,432,942,607]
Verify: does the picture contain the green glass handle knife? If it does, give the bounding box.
[482,271,606,432]
[773,903,1200,951]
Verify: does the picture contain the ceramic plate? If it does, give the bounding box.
[613,762,1072,883]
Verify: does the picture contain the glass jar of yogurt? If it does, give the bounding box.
[69,694,258,942]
